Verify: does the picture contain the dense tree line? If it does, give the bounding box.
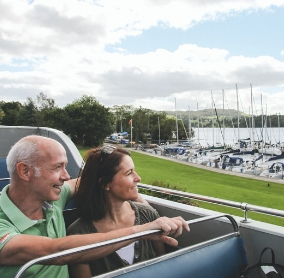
[0,93,113,147]
[2,93,282,147]
[0,93,191,147]
[110,104,191,143]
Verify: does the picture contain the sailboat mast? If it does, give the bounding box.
[265,103,267,144]
[222,89,225,146]
[175,97,179,144]
[211,90,214,146]
[197,102,200,146]
[278,113,280,147]
[158,116,161,146]
[261,93,263,148]
[236,84,240,144]
[270,118,272,145]
[188,106,191,141]
[250,83,254,145]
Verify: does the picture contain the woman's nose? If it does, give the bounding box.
[135,173,141,182]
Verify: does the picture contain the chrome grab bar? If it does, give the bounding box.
[138,183,284,222]
[15,213,237,278]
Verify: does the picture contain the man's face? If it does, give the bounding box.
[29,139,70,202]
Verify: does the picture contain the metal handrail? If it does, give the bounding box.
[15,213,237,278]
[138,183,284,222]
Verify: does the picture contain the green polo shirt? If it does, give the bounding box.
[0,183,72,278]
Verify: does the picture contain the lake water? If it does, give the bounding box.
[191,127,284,146]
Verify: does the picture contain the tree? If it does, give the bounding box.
[16,98,38,126]
[131,107,152,142]
[63,95,114,146]
[44,107,69,131]
[0,107,4,124]
[36,92,57,127]
[110,105,134,133]
[158,117,188,142]
[148,112,167,142]
[5,93,57,127]
[0,101,22,126]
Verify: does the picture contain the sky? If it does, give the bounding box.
[1,0,284,115]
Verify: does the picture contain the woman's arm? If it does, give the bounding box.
[0,216,188,265]
[154,241,165,256]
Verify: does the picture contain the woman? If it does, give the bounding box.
[67,145,165,277]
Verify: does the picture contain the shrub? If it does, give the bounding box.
[139,180,199,207]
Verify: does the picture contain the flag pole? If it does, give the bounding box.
[130,119,133,148]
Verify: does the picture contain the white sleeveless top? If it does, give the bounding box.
[116,241,136,264]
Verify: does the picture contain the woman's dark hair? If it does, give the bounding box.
[75,147,130,221]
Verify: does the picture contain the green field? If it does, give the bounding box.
[77,147,284,226]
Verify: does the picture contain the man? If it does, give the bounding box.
[0,135,189,277]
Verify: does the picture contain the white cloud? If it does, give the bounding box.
[1,0,284,115]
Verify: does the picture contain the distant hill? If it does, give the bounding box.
[159,108,282,128]
[165,109,249,119]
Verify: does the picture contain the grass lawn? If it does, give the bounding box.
[77,146,89,158]
[77,146,284,226]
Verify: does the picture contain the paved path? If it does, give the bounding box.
[130,149,284,185]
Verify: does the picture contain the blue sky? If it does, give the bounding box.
[114,8,284,60]
[0,0,284,115]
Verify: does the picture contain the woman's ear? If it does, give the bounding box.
[99,178,110,191]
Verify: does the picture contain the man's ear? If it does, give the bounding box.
[16,162,31,181]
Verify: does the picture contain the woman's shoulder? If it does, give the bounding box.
[67,217,97,235]
[130,201,160,220]
[130,201,156,212]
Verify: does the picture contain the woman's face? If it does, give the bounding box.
[107,155,141,202]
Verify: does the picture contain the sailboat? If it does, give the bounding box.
[203,91,226,152]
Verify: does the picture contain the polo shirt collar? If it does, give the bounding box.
[0,185,54,233]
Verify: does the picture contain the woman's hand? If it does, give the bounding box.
[144,216,190,246]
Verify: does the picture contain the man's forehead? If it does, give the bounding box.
[39,140,67,162]
[41,137,63,148]
[39,157,68,169]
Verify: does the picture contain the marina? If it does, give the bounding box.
[138,126,284,181]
